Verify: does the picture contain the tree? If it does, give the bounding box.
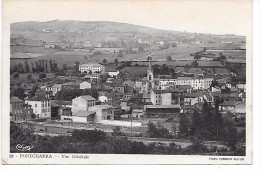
[62,64,68,71]
[191,60,199,67]
[13,72,19,78]
[17,63,24,73]
[29,84,39,98]
[100,73,109,83]
[102,59,108,64]
[24,60,30,73]
[114,58,119,64]
[26,74,32,80]
[45,60,48,72]
[167,56,173,61]
[10,87,26,100]
[74,61,80,74]
[49,59,53,72]
[117,50,124,57]
[39,73,46,79]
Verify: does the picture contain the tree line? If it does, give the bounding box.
[10,59,59,74]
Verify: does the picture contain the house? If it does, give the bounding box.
[25,97,51,119]
[80,81,92,89]
[52,84,63,96]
[108,71,120,78]
[10,97,33,122]
[89,105,115,122]
[132,109,144,118]
[72,95,96,114]
[113,85,125,93]
[236,83,246,92]
[218,101,246,113]
[98,95,112,105]
[79,63,105,74]
[183,92,204,106]
[51,100,72,118]
[61,110,96,123]
[150,90,181,106]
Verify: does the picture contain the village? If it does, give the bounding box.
[9,21,246,154]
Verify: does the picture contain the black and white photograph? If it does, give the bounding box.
[1,0,254,165]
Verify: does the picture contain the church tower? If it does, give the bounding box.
[145,55,155,93]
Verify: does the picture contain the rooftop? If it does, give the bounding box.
[10,97,23,103]
[145,105,181,109]
[219,101,241,106]
[73,110,95,117]
[80,63,104,67]
[76,95,96,101]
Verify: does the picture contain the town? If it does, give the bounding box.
[10,21,246,155]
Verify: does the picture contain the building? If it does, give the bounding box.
[132,109,144,118]
[145,105,181,115]
[10,97,33,122]
[72,95,96,114]
[52,84,62,96]
[153,90,181,106]
[79,63,105,74]
[98,95,112,105]
[89,105,115,122]
[80,81,92,89]
[84,74,100,82]
[25,97,51,119]
[176,77,213,90]
[236,83,246,92]
[218,101,246,113]
[108,71,120,78]
[112,85,125,93]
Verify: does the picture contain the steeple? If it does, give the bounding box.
[146,55,154,93]
[148,55,152,70]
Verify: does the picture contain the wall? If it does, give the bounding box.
[161,93,172,105]
[80,82,91,89]
[98,120,142,127]
[72,97,87,114]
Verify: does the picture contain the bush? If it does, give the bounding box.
[39,73,46,79]
[13,72,19,78]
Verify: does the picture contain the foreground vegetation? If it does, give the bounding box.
[10,122,245,155]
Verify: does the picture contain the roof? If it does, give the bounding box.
[145,105,181,109]
[176,85,192,89]
[10,97,23,103]
[73,110,95,117]
[219,101,241,106]
[184,92,203,98]
[62,82,80,86]
[76,95,96,101]
[132,109,144,113]
[90,105,112,109]
[177,77,193,80]
[51,100,72,106]
[80,63,104,67]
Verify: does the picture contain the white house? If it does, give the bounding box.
[79,63,105,74]
[72,95,96,114]
[108,71,120,78]
[80,81,92,89]
[25,98,51,119]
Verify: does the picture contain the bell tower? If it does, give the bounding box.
[146,55,154,92]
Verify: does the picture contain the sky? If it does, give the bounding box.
[4,0,252,36]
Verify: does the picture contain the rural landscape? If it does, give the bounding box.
[10,20,246,155]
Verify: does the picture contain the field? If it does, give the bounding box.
[131,60,224,67]
[10,72,55,82]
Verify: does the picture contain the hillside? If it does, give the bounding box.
[11,20,183,43]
